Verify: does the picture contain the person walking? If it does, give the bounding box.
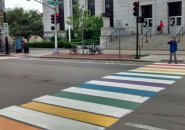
[160,20,164,34]
[168,36,177,64]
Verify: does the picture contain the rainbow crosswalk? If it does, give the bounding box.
[0,63,185,130]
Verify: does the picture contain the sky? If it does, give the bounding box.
[5,0,43,12]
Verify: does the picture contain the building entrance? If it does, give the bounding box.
[141,5,152,34]
[168,2,182,35]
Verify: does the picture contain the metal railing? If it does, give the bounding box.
[141,28,152,47]
[175,27,184,43]
[105,27,119,47]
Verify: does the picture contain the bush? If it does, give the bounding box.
[29,41,63,48]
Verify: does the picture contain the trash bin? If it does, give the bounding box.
[23,45,29,54]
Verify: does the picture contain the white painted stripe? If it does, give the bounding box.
[103,76,175,84]
[63,87,149,103]
[146,65,185,69]
[34,95,133,118]
[117,72,182,79]
[129,70,185,75]
[0,57,18,60]
[154,63,185,66]
[87,80,164,92]
[138,67,185,72]
[0,106,104,130]
[125,122,167,130]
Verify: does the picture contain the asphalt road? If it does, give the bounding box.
[0,58,143,108]
[0,57,185,130]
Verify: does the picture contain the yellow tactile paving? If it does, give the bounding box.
[21,102,119,127]
[0,116,41,130]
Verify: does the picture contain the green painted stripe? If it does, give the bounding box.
[53,91,141,110]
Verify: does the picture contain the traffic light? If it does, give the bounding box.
[51,14,55,24]
[56,13,60,23]
[133,1,139,17]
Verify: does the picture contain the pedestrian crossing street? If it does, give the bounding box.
[0,63,185,130]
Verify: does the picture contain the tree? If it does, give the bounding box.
[66,1,98,54]
[7,7,43,43]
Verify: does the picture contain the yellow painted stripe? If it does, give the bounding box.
[145,65,185,70]
[21,102,118,127]
[136,68,185,74]
[0,116,41,130]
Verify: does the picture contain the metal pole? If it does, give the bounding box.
[135,16,140,59]
[118,29,121,59]
[54,5,59,54]
[68,0,71,42]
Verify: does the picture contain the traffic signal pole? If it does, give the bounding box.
[135,16,140,59]
[54,5,59,54]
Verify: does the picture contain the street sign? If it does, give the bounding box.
[47,0,62,5]
[2,23,9,34]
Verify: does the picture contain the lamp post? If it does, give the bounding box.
[27,0,59,54]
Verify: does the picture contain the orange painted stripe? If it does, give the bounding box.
[0,116,41,130]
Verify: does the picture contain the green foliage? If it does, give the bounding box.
[84,16,103,39]
[29,41,63,48]
[7,7,43,42]
[66,29,75,39]
[50,36,63,41]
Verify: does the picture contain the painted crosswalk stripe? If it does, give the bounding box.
[99,78,169,88]
[86,80,164,92]
[129,69,185,75]
[63,87,149,103]
[34,95,133,118]
[103,76,175,84]
[53,91,141,110]
[145,65,185,69]
[137,67,185,72]
[154,63,185,66]
[0,106,104,130]
[0,116,41,130]
[21,102,118,127]
[80,83,157,97]
[128,70,184,76]
[116,72,182,79]
[113,74,178,81]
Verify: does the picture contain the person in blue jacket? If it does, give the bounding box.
[168,36,177,64]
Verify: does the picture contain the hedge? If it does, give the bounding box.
[28,39,100,48]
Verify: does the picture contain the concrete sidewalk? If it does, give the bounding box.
[1,49,185,62]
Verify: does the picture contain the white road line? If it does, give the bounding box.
[117,72,182,79]
[63,87,149,103]
[125,122,167,130]
[86,80,164,92]
[0,106,104,130]
[103,76,175,84]
[34,95,132,118]
[0,57,18,60]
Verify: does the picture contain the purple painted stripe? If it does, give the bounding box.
[99,78,169,88]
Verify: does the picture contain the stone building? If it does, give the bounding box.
[43,0,185,38]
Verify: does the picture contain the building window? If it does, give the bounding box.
[169,2,182,17]
[88,0,95,15]
[58,0,65,31]
[105,0,114,27]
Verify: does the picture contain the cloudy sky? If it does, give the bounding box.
[5,0,43,12]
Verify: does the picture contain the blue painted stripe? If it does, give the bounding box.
[112,74,177,81]
[128,70,183,76]
[79,83,157,97]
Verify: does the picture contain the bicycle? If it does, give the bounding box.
[69,44,80,54]
[88,44,104,55]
